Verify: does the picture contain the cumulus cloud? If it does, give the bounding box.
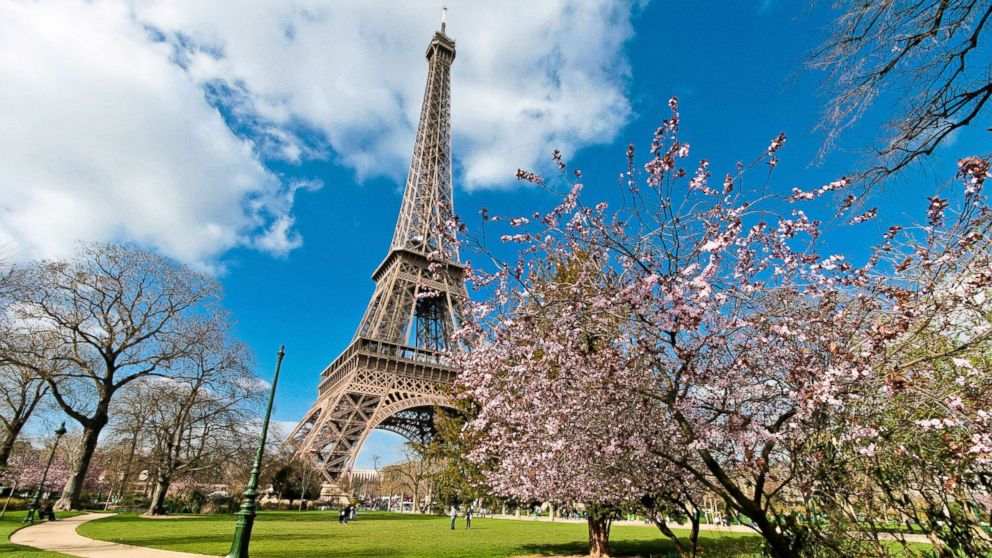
[0,0,308,267]
[0,0,637,266]
[134,0,637,188]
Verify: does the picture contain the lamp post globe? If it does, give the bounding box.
[24,421,67,524]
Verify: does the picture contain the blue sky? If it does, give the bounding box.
[2,1,987,467]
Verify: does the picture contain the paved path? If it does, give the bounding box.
[10,512,217,558]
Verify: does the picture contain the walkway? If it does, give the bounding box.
[10,513,216,558]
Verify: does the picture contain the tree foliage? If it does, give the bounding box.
[457,100,992,557]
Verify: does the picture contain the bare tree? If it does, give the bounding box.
[0,364,48,467]
[145,321,259,515]
[297,458,316,511]
[106,382,154,503]
[2,242,222,510]
[0,266,51,467]
[0,266,54,468]
[370,454,383,503]
[382,442,439,513]
[90,436,140,508]
[812,0,992,182]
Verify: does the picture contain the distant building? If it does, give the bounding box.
[348,469,380,483]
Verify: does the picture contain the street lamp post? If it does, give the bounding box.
[226,345,285,558]
[24,421,67,524]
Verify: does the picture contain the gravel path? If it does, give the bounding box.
[10,513,217,558]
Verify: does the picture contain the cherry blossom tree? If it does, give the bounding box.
[797,157,992,555]
[456,99,992,557]
[1,444,72,504]
[456,250,703,556]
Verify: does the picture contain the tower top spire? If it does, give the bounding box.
[440,7,447,34]
[389,20,457,261]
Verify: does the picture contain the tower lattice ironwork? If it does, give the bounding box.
[287,16,465,498]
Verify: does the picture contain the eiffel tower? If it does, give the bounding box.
[287,13,465,501]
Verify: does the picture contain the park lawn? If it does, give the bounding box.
[79,511,764,557]
[1,512,82,558]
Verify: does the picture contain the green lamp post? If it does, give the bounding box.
[23,421,67,524]
[226,345,285,558]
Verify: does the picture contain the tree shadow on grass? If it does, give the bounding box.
[90,530,436,556]
[519,535,764,558]
[84,513,766,558]
[100,511,451,524]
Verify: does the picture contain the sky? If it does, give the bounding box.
[2,1,988,468]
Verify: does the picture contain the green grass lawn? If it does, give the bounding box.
[78,511,763,557]
[0,511,81,558]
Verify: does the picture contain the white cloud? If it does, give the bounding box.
[134,0,637,188]
[0,0,637,266]
[0,0,311,267]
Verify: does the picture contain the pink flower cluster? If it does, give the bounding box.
[454,100,992,550]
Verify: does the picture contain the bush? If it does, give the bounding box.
[168,486,207,514]
[0,497,33,511]
[202,491,234,514]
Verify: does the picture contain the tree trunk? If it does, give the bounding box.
[0,478,19,518]
[688,509,701,558]
[695,444,799,558]
[56,420,104,511]
[117,420,143,503]
[0,418,27,467]
[652,517,689,557]
[147,473,171,515]
[588,516,611,557]
[744,508,798,558]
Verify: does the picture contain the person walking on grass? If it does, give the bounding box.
[466,506,472,529]
[449,504,458,530]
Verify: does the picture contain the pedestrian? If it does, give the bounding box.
[465,506,472,529]
[338,507,347,524]
[42,501,56,521]
[449,504,458,530]
[349,505,356,521]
